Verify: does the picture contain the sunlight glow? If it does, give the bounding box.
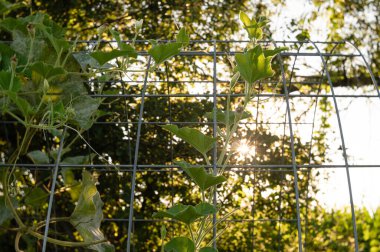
[235,140,256,162]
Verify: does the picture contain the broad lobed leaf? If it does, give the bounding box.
[177,161,227,191]
[70,171,114,252]
[153,202,217,225]
[90,47,137,66]
[235,45,287,85]
[164,237,195,252]
[161,125,216,155]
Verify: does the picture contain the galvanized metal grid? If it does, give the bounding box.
[1,39,379,252]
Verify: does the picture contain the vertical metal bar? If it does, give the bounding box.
[275,47,303,252]
[344,41,380,100]
[309,40,359,251]
[42,127,67,252]
[303,42,340,250]
[278,40,303,251]
[126,57,152,252]
[212,40,218,249]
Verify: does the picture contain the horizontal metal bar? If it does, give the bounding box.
[85,80,323,85]
[75,39,345,44]
[0,163,378,169]
[0,120,313,126]
[103,218,297,223]
[88,93,379,98]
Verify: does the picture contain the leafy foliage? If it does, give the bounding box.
[177,161,226,191]
[70,171,115,252]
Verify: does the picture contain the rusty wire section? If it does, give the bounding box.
[1,40,379,252]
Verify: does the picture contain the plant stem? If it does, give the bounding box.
[28,229,108,247]
[187,224,195,243]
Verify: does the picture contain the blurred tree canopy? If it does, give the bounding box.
[1,0,379,251]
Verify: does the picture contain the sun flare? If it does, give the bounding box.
[236,140,256,162]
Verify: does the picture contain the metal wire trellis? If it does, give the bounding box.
[1,39,379,251]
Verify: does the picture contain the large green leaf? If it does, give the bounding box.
[0,43,15,70]
[239,11,262,40]
[8,91,33,117]
[27,150,49,164]
[24,187,49,209]
[61,156,91,201]
[200,248,218,252]
[148,42,182,66]
[73,52,101,70]
[30,61,66,81]
[164,237,195,252]
[235,45,284,84]
[153,203,216,225]
[71,96,101,130]
[176,27,190,47]
[0,196,16,225]
[70,171,114,252]
[161,125,216,155]
[90,47,137,66]
[177,161,226,191]
[0,71,22,92]
[0,1,25,15]
[205,109,250,126]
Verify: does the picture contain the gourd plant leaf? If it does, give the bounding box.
[70,170,115,252]
[0,196,17,225]
[164,237,195,252]
[27,150,49,164]
[73,52,101,70]
[109,29,132,51]
[0,71,22,92]
[61,155,92,202]
[176,27,190,47]
[90,47,137,66]
[152,202,216,225]
[71,96,102,130]
[235,45,286,85]
[177,161,226,191]
[29,61,66,81]
[0,1,25,16]
[0,43,16,70]
[24,187,49,209]
[239,11,263,40]
[200,248,218,252]
[161,125,216,155]
[8,92,33,117]
[205,109,250,127]
[148,42,182,66]
[263,47,288,57]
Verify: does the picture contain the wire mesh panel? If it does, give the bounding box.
[1,39,379,251]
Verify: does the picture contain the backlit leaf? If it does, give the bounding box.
[161,125,216,155]
[177,161,226,191]
[239,11,263,40]
[164,237,195,252]
[205,109,250,126]
[90,48,137,66]
[235,45,283,84]
[70,171,114,252]
[176,27,190,47]
[153,203,216,225]
[148,42,182,66]
[200,248,218,252]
